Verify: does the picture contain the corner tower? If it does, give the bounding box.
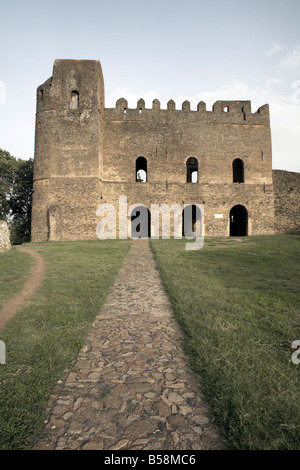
[31,59,105,241]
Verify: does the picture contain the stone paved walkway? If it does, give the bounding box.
[36,239,226,450]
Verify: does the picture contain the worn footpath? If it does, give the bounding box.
[36,239,226,450]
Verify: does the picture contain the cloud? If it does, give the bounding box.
[279,45,300,70]
[269,102,300,172]
[264,78,282,88]
[174,81,272,111]
[266,42,285,58]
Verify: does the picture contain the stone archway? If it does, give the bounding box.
[130,205,151,238]
[230,205,248,236]
[182,204,202,237]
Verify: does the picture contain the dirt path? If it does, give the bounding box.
[36,239,226,450]
[0,245,45,331]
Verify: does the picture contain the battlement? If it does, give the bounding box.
[107,98,269,124]
[35,59,269,126]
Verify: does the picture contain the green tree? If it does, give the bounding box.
[0,149,16,219]
[0,149,33,244]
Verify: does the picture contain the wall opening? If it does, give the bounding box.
[233,158,244,183]
[230,205,248,236]
[130,206,151,238]
[136,156,147,182]
[70,90,79,109]
[182,204,202,237]
[48,206,62,241]
[186,157,198,183]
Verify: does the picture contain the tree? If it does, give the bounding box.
[0,149,16,219]
[0,149,33,244]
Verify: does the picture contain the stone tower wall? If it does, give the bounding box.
[32,59,105,241]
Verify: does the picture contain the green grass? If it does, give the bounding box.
[0,247,34,309]
[151,235,300,450]
[0,239,131,450]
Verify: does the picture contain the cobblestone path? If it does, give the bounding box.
[36,239,226,450]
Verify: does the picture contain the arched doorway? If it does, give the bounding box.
[130,205,151,238]
[230,205,248,236]
[182,204,202,237]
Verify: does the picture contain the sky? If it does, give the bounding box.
[0,0,299,172]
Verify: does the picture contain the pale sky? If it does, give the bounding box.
[0,0,299,172]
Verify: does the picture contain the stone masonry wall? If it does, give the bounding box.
[273,170,300,234]
[102,98,274,237]
[0,221,11,252]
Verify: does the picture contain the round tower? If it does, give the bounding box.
[32,59,105,241]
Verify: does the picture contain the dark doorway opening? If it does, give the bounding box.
[182,204,202,237]
[232,158,244,183]
[230,205,248,236]
[130,206,151,238]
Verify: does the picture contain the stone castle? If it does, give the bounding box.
[31,59,300,241]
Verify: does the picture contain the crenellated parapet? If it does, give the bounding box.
[108,98,270,124]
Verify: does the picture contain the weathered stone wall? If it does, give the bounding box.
[0,221,11,252]
[273,170,300,234]
[103,97,274,237]
[32,59,104,242]
[31,59,275,241]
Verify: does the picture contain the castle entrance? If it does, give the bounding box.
[230,205,248,236]
[130,206,151,238]
[182,204,202,237]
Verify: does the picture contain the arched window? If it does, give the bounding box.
[186,157,198,183]
[136,156,147,182]
[70,90,79,110]
[233,158,244,183]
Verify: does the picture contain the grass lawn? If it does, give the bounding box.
[0,247,34,309]
[0,239,131,450]
[151,235,300,450]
